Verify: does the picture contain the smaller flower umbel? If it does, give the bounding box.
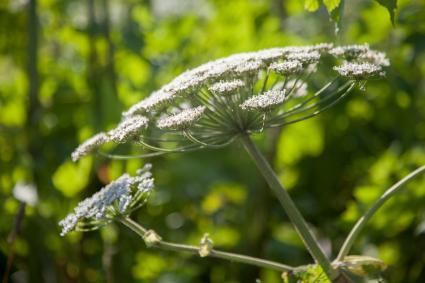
[59,164,154,236]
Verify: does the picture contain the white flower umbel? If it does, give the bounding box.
[72,44,389,158]
[240,90,286,111]
[123,91,174,118]
[59,164,154,236]
[108,115,149,143]
[359,50,390,67]
[208,79,245,94]
[233,60,264,75]
[329,44,370,59]
[286,51,320,64]
[269,61,303,75]
[334,62,383,79]
[71,133,108,162]
[330,44,390,68]
[157,106,206,129]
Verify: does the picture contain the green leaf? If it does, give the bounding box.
[304,0,320,12]
[374,0,398,25]
[323,0,340,12]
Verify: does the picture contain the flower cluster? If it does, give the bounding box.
[71,43,389,160]
[334,62,384,79]
[59,164,154,236]
[240,90,286,111]
[71,116,148,161]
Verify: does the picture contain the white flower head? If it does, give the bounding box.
[71,133,108,162]
[123,91,175,118]
[240,90,286,111]
[72,44,389,158]
[269,60,303,75]
[233,60,264,75]
[13,182,38,206]
[329,44,370,59]
[359,50,390,67]
[157,106,206,129]
[208,79,245,94]
[108,115,149,143]
[334,62,384,79]
[59,164,154,236]
[311,43,334,52]
[286,51,321,64]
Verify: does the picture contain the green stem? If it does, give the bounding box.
[239,133,337,280]
[336,165,425,261]
[119,217,293,272]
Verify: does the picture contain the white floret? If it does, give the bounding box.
[233,60,264,75]
[59,164,154,236]
[157,106,206,129]
[269,60,303,75]
[329,44,370,58]
[71,133,108,162]
[240,90,286,111]
[208,79,245,94]
[359,50,390,67]
[108,115,149,143]
[334,62,383,78]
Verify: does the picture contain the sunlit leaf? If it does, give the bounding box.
[304,0,320,12]
[323,0,340,12]
[374,0,397,25]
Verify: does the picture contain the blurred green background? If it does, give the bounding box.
[1,0,425,282]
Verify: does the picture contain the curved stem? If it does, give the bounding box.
[336,165,425,261]
[119,217,293,272]
[239,133,337,280]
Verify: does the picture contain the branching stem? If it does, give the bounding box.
[119,217,293,272]
[336,165,425,261]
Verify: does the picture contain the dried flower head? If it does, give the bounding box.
[72,44,389,159]
[59,164,154,236]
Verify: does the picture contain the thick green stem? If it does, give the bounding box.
[239,133,337,280]
[336,165,425,261]
[119,217,293,272]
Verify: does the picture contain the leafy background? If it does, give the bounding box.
[1,0,425,282]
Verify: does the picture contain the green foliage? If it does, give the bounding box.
[304,0,321,12]
[304,0,398,28]
[282,265,329,283]
[1,0,425,282]
[374,0,398,25]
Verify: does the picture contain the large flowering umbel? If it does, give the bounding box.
[59,164,154,236]
[72,43,389,160]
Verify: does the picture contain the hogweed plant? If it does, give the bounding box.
[63,43,425,282]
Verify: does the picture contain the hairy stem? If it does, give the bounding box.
[239,133,337,280]
[336,165,425,261]
[119,217,293,272]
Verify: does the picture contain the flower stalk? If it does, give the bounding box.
[119,216,294,272]
[239,133,338,280]
[336,165,425,261]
